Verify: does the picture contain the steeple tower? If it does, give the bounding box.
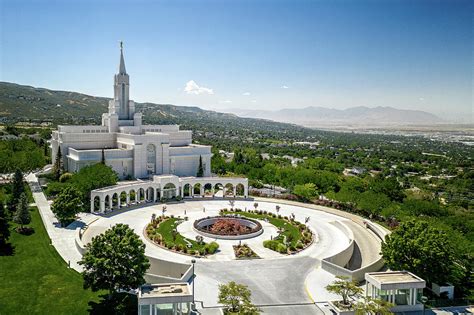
[113,41,130,119]
[119,41,127,75]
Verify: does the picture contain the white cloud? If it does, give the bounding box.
[281,85,289,89]
[184,80,214,95]
[242,92,251,96]
[251,100,257,103]
[220,100,232,104]
[419,97,425,101]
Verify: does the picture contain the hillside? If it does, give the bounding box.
[229,105,444,126]
[0,81,312,139]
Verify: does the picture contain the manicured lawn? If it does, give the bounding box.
[152,217,206,250]
[221,210,303,246]
[147,217,219,256]
[0,207,101,314]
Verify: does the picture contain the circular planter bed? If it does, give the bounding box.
[193,216,263,240]
[145,216,219,257]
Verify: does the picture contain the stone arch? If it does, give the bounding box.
[105,195,111,210]
[129,189,136,204]
[204,183,213,197]
[112,192,119,209]
[193,183,201,196]
[236,183,245,197]
[146,187,154,202]
[163,183,176,199]
[93,196,100,212]
[183,183,192,197]
[120,191,127,206]
[225,183,234,197]
[213,183,224,197]
[138,188,145,202]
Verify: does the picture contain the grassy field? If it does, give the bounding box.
[0,207,101,314]
[154,217,206,250]
[220,210,302,246]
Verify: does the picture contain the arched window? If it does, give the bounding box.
[146,144,156,174]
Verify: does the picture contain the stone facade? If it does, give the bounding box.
[51,45,211,179]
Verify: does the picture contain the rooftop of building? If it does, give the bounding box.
[366,271,426,289]
[138,283,191,299]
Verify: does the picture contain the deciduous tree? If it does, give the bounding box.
[218,281,260,314]
[381,220,460,285]
[325,276,363,306]
[79,224,150,297]
[51,186,83,225]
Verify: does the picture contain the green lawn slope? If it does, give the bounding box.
[0,207,100,314]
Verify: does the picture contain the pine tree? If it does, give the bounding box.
[11,169,24,205]
[13,193,30,233]
[53,147,63,180]
[0,201,10,249]
[197,155,204,177]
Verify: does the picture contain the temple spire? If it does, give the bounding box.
[119,41,127,75]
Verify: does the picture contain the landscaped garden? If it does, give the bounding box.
[145,215,219,256]
[219,208,313,254]
[233,244,259,259]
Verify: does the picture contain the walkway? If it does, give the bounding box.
[25,173,96,271]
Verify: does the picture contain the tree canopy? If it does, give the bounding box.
[218,281,260,314]
[381,220,461,285]
[325,276,363,306]
[70,163,118,210]
[79,224,150,295]
[51,185,83,225]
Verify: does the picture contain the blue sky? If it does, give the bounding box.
[1,0,472,122]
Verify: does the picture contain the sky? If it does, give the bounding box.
[1,0,472,123]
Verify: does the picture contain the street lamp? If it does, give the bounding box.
[191,259,196,310]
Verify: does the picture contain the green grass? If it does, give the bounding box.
[221,210,302,244]
[0,207,101,314]
[221,210,304,246]
[152,217,206,251]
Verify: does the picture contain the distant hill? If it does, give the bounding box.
[0,82,311,138]
[228,105,444,127]
[0,81,238,125]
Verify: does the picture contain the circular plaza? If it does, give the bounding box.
[80,198,386,307]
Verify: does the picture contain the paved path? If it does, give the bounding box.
[26,173,96,271]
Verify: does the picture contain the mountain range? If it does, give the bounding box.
[0,81,445,129]
[226,106,444,127]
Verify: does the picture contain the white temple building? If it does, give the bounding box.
[51,43,212,179]
[51,43,248,213]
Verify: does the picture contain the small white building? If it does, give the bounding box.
[365,271,426,313]
[51,43,211,179]
[138,283,193,315]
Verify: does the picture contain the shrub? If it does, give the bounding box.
[263,240,280,251]
[45,181,67,197]
[276,243,287,253]
[59,172,73,183]
[199,248,206,256]
[205,241,219,254]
